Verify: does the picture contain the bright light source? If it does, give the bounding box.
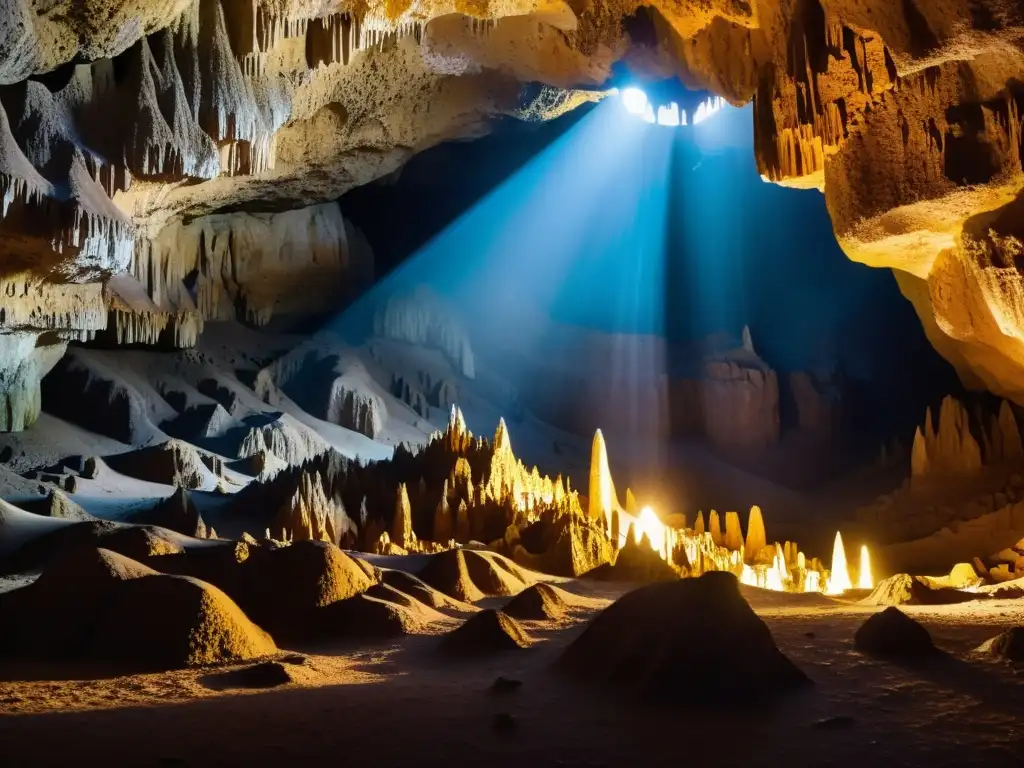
[641,102,655,124]
[657,102,680,127]
[620,87,648,115]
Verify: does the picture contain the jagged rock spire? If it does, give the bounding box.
[724,511,744,552]
[391,482,415,549]
[745,505,766,563]
[433,480,453,542]
[493,417,510,453]
[695,511,705,536]
[709,510,722,546]
[625,487,637,515]
[588,429,617,527]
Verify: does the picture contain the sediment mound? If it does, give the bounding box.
[441,609,531,655]
[417,550,485,603]
[131,487,208,538]
[503,583,568,620]
[380,568,470,611]
[101,525,186,560]
[559,572,809,706]
[854,607,937,660]
[105,440,214,489]
[238,541,374,639]
[975,627,1024,661]
[462,549,528,597]
[20,489,94,521]
[1,516,125,573]
[861,574,978,606]
[319,593,435,639]
[513,516,612,577]
[7,547,275,668]
[93,574,276,668]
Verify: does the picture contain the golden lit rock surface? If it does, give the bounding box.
[3,0,1024,428]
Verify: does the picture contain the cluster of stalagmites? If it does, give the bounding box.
[857,395,1024,566]
[223,403,838,589]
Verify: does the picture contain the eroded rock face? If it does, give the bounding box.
[2,0,1024,429]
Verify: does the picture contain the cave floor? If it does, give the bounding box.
[1,582,1022,767]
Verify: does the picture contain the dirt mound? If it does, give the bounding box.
[319,593,435,639]
[102,525,186,560]
[366,582,421,609]
[441,609,531,655]
[854,607,938,660]
[93,574,276,668]
[513,515,612,577]
[1,518,125,573]
[7,547,275,668]
[503,583,568,620]
[349,555,381,582]
[105,440,213,489]
[131,487,207,538]
[591,534,679,583]
[237,541,374,640]
[462,549,528,597]
[417,550,485,603]
[559,572,809,707]
[861,574,978,606]
[20,489,93,521]
[380,568,469,610]
[975,627,1024,661]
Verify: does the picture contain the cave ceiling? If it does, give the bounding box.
[1,0,1024,431]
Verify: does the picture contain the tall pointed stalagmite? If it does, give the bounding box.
[724,511,744,552]
[625,488,637,515]
[695,511,705,536]
[910,426,929,477]
[588,429,617,527]
[709,510,722,546]
[745,505,766,562]
[999,401,1023,463]
[391,482,415,549]
[455,499,470,543]
[493,417,511,453]
[433,481,453,542]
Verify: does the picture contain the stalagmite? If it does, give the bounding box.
[998,401,1023,463]
[825,532,852,595]
[695,511,705,536]
[709,510,722,547]
[391,483,415,549]
[587,429,617,528]
[455,499,470,543]
[723,512,744,552]
[433,482,453,542]
[745,506,766,563]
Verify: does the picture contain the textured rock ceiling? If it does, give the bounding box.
[0,0,1023,431]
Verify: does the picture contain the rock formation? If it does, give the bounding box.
[441,609,531,655]
[374,287,475,378]
[745,505,766,563]
[911,397,984,480]
[105,440,214,489]
[132,487,207,538]
[723,511,744,553]
[560,572,809,706]
[272,470,344,544]
[854,607,938,660]
[975,627,1024,662]
[587,428,618,528]
[390,482,415,550]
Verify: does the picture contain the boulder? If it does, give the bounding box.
[975,627,1024,661]
[854,607,937,660]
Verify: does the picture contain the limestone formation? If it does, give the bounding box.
[391,483,415,550]
[745,506,766,563]
[105,440,213,489]
[709,510,722,547]
[132,487,207,538]
[723,512,744,553]
[374,287,475,378]
[20,490,93,522]
[271,470,341,544]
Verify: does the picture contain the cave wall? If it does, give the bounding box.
[0,0,1022,432]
